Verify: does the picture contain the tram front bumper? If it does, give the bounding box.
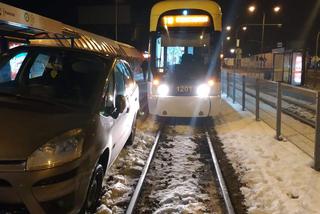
[148,95,215,117]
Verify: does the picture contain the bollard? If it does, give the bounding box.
[242,75,246,111]
[226,72,229,97]
[233,73,236,103]
[314,91,320,171]
[276,82,282,140]
[255,79,260,121]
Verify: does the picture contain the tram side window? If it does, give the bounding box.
[0,51,27,83]
[155,37,164,68]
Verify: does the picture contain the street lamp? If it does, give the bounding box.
[248,4,281,53]
[274,6,281,13]
[226,36,231,41]
[230,48,235,54]
[235,25,248,48]
[248,5,256,13]
[226,26,231,31]
[115,0,118,41]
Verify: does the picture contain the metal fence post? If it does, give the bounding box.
[242,75,246,111]
[233,73,236,103]
[255,79,260,121]
[314,91,320,171]
[227,72,229,97]
[276,82,282,140]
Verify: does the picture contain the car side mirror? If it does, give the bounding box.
[101,94,126,119]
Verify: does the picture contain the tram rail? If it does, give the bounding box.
[126,125,235,214]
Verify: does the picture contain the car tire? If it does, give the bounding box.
[81,164,104,213]
[126,115,137,146]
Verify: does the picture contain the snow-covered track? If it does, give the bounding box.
[126,130,162,214]
[205,131,235,214]
[126,125,235,214]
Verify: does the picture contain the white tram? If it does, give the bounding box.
[147,0,222,118]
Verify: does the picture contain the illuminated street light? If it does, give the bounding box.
[247,4,282,53]
[248,5,256,13]
[220,54,224,59]
[226,26,231,31]
[226,36,231,40]
[200,35,203,40]
[230,48,235,54]
[273,6,281,13]
[242,26,247,31]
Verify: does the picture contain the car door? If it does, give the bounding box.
[121,60,139,131]
[109,61,129,161]
[99,61,125,164]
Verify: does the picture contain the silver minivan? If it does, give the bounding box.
[0,45,139,213]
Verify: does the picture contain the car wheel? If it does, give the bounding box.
[82,164,104,213]
[126,116,137,146]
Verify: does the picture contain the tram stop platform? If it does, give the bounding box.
[213,96,320,213]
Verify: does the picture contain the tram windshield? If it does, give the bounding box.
[154,28,213,80]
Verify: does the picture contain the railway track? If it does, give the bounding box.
[126,125,235,214]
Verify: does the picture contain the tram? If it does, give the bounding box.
[147,0,222,118]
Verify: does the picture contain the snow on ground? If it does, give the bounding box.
[215,99,320,214]
[138,126,223,214]
[96,118,157,214]
[244,86,316,123]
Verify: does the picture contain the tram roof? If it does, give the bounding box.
[150,0,222,32]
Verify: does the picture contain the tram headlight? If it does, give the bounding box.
[196,84,210,97]
[157,84,169,97]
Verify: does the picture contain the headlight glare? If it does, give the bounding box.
[197,84,210,97]
[157,84,169,97]
[208,79,215,86]
[26,129,84,171]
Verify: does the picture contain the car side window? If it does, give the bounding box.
[115,63,126,96]
[29,53,50,79]
[101,72,115,115]
[121,62,134,85]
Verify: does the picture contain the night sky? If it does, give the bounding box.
[1,0,319,55]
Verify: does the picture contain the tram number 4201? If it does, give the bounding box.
[177,85,192,93]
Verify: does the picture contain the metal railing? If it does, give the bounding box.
[221,71,320,171]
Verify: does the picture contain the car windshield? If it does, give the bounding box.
[0,48,110,109]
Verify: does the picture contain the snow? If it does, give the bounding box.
[244,85,315,123]
[140,126,222,214]
[215,98,320,214]
[96,118,157,213]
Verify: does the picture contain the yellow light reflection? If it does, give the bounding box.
[153,79,160,85]
[163,15,210,27]
[208,79,215,86]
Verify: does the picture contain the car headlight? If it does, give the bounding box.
[157,84,169,97]
[26,129,84,171]
[197,84,210,97]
